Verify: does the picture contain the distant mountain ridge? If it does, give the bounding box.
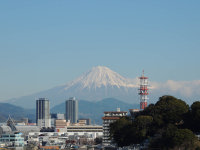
[0,103,35,122]
[51,98,139,124]
[6,66,139,108]
[5,66,200,108]
[0,98,137,124]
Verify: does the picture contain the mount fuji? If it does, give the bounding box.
[5,66,200,109]
[6,66,140,108]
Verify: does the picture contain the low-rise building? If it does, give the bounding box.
[0,132,24,147]
[66,125,103,138]
[55,119,69,132]
[78,119,87,126]
[78,118,91,125]
[51,113,65,127]
[28,127,103,148]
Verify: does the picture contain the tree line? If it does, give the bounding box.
[110,95,200,150]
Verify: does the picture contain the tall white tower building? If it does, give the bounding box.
[36,98,51,128]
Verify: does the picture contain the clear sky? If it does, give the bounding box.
[0,1,200,100]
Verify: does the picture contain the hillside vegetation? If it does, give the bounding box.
[110,95,200,150]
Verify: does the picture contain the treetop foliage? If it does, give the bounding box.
[110,95,200,150]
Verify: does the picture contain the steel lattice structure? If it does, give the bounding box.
[139,71,149,110]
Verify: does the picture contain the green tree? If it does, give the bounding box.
[110,116,131,138]
[134,115,153,129]
[141,95,189,128]
[110,115,153,147]
[149,124,177,149]
[150,124,199,150]
[183,101,200,133]
[154,95,189,125]
[109,95,197,149]
[173,128,197,149]
[110,117,132,147]
[191,101,200,112]
[191,101,200,133]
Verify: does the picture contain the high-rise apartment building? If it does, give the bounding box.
[36,98,51,128]
[66,97,78,124]
[102,108,127,145]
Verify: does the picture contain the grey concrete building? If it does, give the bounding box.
[36,98,51,128]
[66,97,78,124]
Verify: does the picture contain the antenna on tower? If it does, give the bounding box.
[138,71,149,110]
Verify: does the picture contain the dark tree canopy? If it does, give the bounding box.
[110,116,153,147]
[150,124,199,150]
[154,95,189,125]
[109,95,200,149]
[140,95,189,130]
[110,117,132,147]
[191,101,200,112]
[183,101,200,133]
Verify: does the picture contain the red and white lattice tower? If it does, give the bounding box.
[139,70,149,110]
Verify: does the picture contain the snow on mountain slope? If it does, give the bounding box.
[6,66,139,108]
[64,66,138,90]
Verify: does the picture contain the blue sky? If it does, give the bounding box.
[0,1,200,100]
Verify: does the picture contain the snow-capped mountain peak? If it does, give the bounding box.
[64,66,137,90]
[6,66,200,108]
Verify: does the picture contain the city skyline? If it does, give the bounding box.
[0,1,200,100]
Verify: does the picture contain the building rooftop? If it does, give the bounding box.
[104,111,127,113]
[102,117,120,120]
